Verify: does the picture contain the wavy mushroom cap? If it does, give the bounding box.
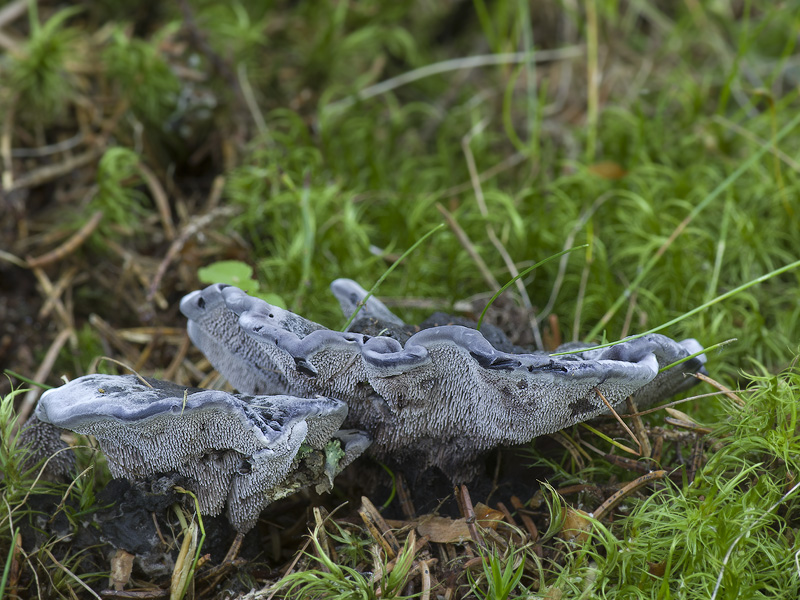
[180,283,707,479]
[36,374,366,531]
[330,278,405,328]
[222,286,324,338]
[180,284,287,395]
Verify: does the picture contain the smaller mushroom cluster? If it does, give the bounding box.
[35,374,369,531]
[181,279,707,480]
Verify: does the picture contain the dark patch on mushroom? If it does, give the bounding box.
[16,415,76,481]
[569,394,597,418]
[294,356,318,378]
[469,351,520,370]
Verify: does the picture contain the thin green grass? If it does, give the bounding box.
[4,5,81,123]
[0,386,105,598]
[274,521,419,599]
[476,245,587,330]
[540,363,800,599]
[466,536,530,600]
[341,223,444,331]
[218,1,800,385]
[172,491,206,600]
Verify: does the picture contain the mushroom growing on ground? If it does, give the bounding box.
[182,281,707,480]
[35,374,370,531]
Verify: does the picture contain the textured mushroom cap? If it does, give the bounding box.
[360,325,658,417]
[358,328,704,474]
[35,374,361,530]
[222,286,323,338]
[181,284,707,479]
[330,278,405,328]
[180,284,287,395]
[590,336,705,405]
[224,287,379,407]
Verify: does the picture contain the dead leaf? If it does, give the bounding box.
[560,507,592,544]
[109,549,134,591]
[416,516,471,544]
[648,561,667,577]
[665,407,698,424]
[588,161,627,180]
[474,502,505,530]
[543,587,564,600]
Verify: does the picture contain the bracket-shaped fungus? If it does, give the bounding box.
[330,278,406,329]
[35,374,369,531]
[180,284,298,396]
[181,281,707,480]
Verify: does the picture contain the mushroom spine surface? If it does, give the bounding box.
[181,280,707,480]
[35,374,370,531]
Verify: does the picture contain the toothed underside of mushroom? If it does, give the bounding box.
[35,374,369,531]
[181,282,707,478]
[180,285,291,396]
[17,416,76,480]
[232,429,372,531]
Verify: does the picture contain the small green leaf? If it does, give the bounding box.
[197,260,286,308]
[198,260,256,288]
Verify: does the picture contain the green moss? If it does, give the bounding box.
[560,365,800,598]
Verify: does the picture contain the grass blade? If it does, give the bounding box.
[585,109,800,342]
[341,223,444,331]
[553,258,800,356]
[477,245,587,330]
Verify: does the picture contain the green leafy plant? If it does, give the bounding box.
[103,25,181,126]
[542,363,800,598]
[198,260,286,307]
[466,541,528,600]
[0,387,87,598]
[3,5,81,123]
[91,147,149,236]
[275,521,418,600]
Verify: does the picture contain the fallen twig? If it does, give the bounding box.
[592,470,666,521]
[137,163,175,241]
[359,496,401,559]
[436,202,500,290]
[16,327,73,425]
[595,388,641,455]
[26,211,104,268]
[9,147,103,191]
[693,372,744,407]
[147,205,237,302]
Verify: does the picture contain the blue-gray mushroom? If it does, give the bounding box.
[181,281,707,479]
[330,278,405,329]
[35,374,370,531]
[180,284,291,396]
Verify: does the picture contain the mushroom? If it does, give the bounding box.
[35,374,370,531]
[220,287,380,411]
[182,281,707,480]
[330,278,405,329]
[180,284,291,395]
[16,415,76,481]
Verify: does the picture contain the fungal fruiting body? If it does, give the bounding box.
[182,281,706,479]
[35,374,369,531]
